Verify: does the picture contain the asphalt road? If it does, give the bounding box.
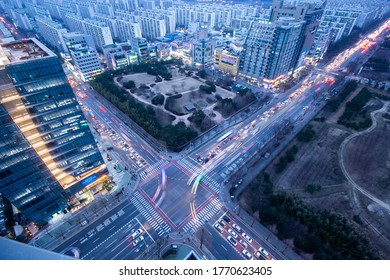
[53,21,389,260]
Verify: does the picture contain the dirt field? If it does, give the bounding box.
[343,114,390,200]
[272,122,348,192]
[240,86,390,259]
[328,85,363,123]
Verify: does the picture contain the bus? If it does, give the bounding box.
[217,130,233,143]
[115,163,122,173]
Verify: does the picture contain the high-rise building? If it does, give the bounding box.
[62,32,103,81]
[81,19,114,51]
[0,38,107,225]
[270,0,325,66]
[35,16,69,54]
[239,17,305,80]
[64,14,114,51]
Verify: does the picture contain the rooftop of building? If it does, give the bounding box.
[35,16,66,29]
[0,238,75,260]
[0,38,54,69]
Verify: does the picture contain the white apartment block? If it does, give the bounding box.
[35,16,69,54]
[113,0,139,12]
[139,16,166,41]
[93,1,115,18]
[64,14,114,51]
[239,17,305,80]
[94,13,119,40]
[65,13,85,33]
[137,8,176,34]
[25,3,52,19]
[159,0,173,10]
[74,2,95,19]
[62,32,102,81]
[5,8,34,31]
[116,20,142,42]
[83,19,114,51]
[319,8,360,43]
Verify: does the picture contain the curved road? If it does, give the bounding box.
[338,102,390,212]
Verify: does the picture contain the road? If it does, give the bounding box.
[51,19,390,260]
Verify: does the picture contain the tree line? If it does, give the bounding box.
[337,87,373,130]
[244,170,379,259]
[326,80,358,112]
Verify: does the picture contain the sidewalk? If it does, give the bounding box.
[30,171,140,251]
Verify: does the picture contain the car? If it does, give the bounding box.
[130,228,143,239]
[242,232,253,243]
[228,228,238,238]
[214,222,223,233]
[242,249,253,260]
[232,223,242,233]
[219,219,227,227]
[194,155,200,161]
[227,236,237,246]
[222,215,231,223]
[239,239,248,248]
[132,235,144,246]
[259,247,270,258]
[255,251,266,259]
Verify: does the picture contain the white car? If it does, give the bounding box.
[239,239,248,248]
[133,235,144,246]
[130,228,143,239]
[232,223,241,232]
[259,247,270,258]
[228,228,238,239]
[227,236,237,246]
[242,232,253,243]
[242,249,253,260]
[214,222,223,233]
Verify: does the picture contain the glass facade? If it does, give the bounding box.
[0,39,106,225]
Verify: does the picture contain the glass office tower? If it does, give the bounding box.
[0,38,107,225]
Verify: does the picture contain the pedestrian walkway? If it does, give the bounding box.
[177,158,221,194]
[139,160,168,181]
[30,171,139,251]
[182,198,223,233]
[130,191,171,236]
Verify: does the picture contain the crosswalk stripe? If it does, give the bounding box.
[130,191,172,234]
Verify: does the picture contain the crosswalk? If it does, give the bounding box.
[139,160,169,181]
[130,191,172,236]
[178,158,221,194]
[182,198,224,233]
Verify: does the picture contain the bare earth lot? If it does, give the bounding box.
[344,113,390,201]
[273,123,348,192]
